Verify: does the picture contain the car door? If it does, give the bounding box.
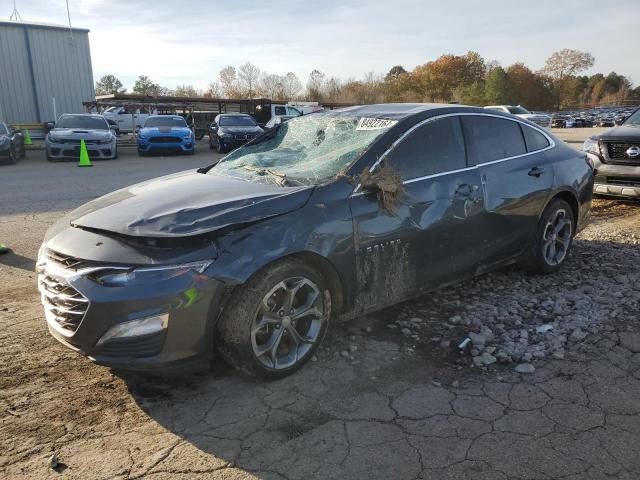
[349,115,488,312]
[462,114,554,268]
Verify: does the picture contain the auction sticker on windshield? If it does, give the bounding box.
[356,117,398,130]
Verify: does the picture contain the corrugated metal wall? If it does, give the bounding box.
[0,23,95,124]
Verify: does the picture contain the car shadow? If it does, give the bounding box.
[0,251,36,272]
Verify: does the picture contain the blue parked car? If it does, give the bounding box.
[137,115,195,156]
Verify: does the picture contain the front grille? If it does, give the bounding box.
[605,177,640,187]
[149,136,181,143]
[605,142,640,161]
[46,249,100,271]
[38,274,88,334]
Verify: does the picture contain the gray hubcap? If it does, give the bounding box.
[251,276,324,370]
[542,208,572,266]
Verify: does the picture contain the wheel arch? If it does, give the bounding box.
[219,250,347,320]
[544,189,580,229]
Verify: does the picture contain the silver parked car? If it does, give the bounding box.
[45,114,117,161]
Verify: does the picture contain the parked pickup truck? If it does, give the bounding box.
[102,106,157,134]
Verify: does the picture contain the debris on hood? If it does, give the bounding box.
[358,162,405,214]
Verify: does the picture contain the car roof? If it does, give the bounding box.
[219,113,252,117]
[146,115,184,120]
[321,103,470,120]
[60,113,105,119]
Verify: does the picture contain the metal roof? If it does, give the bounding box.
[0,20,90,33]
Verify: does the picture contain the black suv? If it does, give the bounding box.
[584,108,640,198]
[208,113,264,153]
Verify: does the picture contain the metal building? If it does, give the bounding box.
[0,20,94,124]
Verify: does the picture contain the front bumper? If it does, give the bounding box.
[592,155,640,198]
[37,249,227,371]
[138,136,194,154]
[47,141,117,160]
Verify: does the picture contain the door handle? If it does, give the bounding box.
[528,166,546,177]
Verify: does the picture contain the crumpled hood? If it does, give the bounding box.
[69,171,313,238]
[50,128,112,141]
[139,126,191,136]
[596,125,640,142]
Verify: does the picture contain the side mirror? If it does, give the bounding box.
[44,121,55,130]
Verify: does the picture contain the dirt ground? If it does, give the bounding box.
[2,131,640,479]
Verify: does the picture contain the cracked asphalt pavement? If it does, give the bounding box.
[2,138,640,479]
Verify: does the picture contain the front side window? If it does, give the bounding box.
[385,116,466,180]
[521,125,550,152]
[211,114,395,186]
[624,109,640,126]
[463,116,526,165]
[0,123,8,135]
[143,116,187,128]
[287,107,302,117]
[56,115,108,130]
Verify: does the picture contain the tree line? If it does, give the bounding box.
[95,49,640,111]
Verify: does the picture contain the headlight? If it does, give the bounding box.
[93,260,212,287]
[582,137,600,155]
[47,134,60,143]
[221,132,233,139]
[97,136,114,144]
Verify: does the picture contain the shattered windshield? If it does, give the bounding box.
[209,114,396,186]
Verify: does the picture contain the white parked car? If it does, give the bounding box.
[484,105,551,129]
[102,106,157,134]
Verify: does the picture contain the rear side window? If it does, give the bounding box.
[521,125,550,152]
[463,116,527,165]
[274,106,286,116]
[386,116,466,180]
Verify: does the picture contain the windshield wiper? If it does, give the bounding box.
[242,166,292,187]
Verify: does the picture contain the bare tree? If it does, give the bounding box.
[281,72,302,100]
[307,69,326,101]
[219,66,239,97]
[238,62,261,98]
[204,82,222,98]
[259,73,283,100]
[541,49,595,81]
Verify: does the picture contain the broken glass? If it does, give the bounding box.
[210,114,396,186]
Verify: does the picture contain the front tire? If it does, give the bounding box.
[519,199,575,274]
[215,259,331,379]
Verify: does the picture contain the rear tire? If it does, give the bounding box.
[215,259,331,379]
[519,199,575,274]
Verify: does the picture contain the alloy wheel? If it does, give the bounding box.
[542,208,572,266]
[251,276,324,370]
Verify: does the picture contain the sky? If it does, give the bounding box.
[6,0,640,91]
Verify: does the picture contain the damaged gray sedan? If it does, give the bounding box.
[38,104,594,378]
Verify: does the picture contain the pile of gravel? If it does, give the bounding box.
[388,226,640,370]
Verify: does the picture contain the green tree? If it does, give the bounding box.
[95,74,125,95]
[484,67,515,105]
[175,84,200,97]
[132,76,161,95]
[385,65,407,81]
